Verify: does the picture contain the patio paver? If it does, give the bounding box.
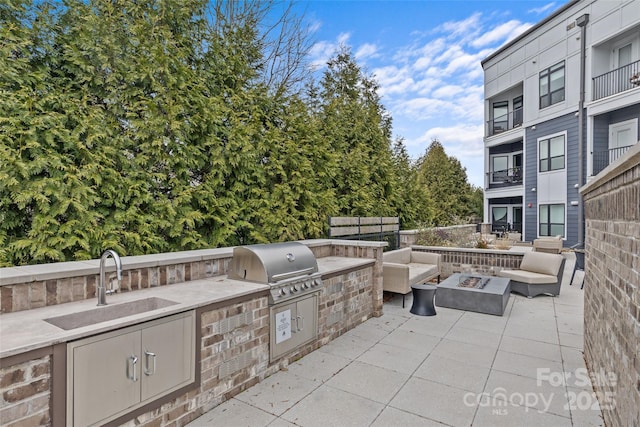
[187,253,605,426]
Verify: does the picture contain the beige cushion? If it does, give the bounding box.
[382,248,441,295]
[407,263,438,285]
[519,252,564,276]
[383,247,411,264]
[410,251,440,267]
[498,269,556,284]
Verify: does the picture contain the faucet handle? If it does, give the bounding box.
[106,276,120,294]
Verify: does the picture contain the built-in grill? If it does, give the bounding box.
[228,242,323,305]
[228,242,323,362]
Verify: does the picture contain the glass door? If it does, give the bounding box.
[512,207,522,232]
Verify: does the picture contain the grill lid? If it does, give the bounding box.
[228,242,318,284]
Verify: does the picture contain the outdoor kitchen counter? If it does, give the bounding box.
[0,256,373,359]
[0,277,269,359]
[316,256,375,278]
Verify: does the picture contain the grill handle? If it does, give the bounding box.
[271,267,315,281]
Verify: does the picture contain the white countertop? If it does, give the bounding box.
[0,257,374,359]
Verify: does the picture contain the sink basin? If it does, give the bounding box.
[44,297,179,330]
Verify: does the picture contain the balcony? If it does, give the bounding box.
[486,167,523,189]
[486,108,523,137]
[592,145,634,175]
[592,59,640,101]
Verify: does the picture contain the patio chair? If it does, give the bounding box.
[497,251,566,298]
[383,248,441,308]
[569,242,585,289]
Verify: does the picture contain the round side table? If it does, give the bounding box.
[410,284,437,316]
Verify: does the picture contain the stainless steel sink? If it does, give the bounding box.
[44,297,179,330]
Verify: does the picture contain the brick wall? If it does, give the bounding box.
[1,257,230,314]
[411,246,524,278]
[581,144,640,427]
[1,240,383,315]
[0,355,51,426]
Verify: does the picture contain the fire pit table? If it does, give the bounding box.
[435,274,511,316]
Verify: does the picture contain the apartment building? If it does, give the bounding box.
[481,0,640,247]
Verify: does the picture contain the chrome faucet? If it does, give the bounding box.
[98,249,122,306]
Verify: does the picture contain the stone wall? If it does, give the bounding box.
[411,246,524,278]
[580,143,640,427]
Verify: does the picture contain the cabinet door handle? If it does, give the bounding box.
[296,315,304,332]
[127,355,138,382]
[144,351,156,376]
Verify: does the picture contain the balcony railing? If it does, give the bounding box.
[593,59,640,100]
[486,167,523,188]
[487,108,523,137]
[592,145,634,175]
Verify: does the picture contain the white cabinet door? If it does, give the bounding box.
[71,330,140,426]
[141,312,195,401]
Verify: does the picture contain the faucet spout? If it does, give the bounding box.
[98,249,123,306]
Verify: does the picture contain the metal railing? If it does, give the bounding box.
[592,59,640,100]
[486,167,523,188]
[592,145,634,175]
[486,108,523,136]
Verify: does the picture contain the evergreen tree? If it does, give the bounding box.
[317,47,396,217]
[417,139,478,226]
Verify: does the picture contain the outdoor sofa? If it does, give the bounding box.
[498,251,566,298]
[533,235,563,254]
[382,248,441,307]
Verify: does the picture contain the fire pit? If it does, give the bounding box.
[436,273,511,316]
[457,275,489,289]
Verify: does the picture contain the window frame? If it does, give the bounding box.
[539,61,565,109]
[539,134,565,173]
[539,204,565,238]
[492,101,509,134]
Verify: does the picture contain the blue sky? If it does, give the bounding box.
[292,0,563,187]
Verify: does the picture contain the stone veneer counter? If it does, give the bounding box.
[0,256,372,359]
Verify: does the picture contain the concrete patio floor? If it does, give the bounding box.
[188,255,605,427]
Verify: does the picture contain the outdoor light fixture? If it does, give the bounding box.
[571,201,579,206]
[531,187,536,192]
[531,125,536,130]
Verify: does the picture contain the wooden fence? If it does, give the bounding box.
[328,217,400,250]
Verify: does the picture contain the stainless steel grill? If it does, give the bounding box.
[228,242,322,361]
[228,242,323,305]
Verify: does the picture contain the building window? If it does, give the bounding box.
[539,62,565,108]
[492,207,508,232]
[539,135,565,172]
[513,96,523,127]
[492,101,508,133]
[539,204,565,237]
[491,156,508,182]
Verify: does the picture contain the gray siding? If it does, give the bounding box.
[524,112,580,247]
[592,103,640,146]
[592,104,640,175]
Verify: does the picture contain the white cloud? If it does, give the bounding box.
[471,20,526,48]
[355,43,378,60]
[432,84,463,99]
[528,3,557,15]
[436,13,483,42]
[308,32,352,68]
[413,124,485,158]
